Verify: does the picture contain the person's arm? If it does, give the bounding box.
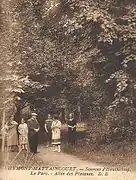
[68,124,73,128]
[1,124,8,134]
[68,120,76,128]
[18,125,22,134]
[57,121,61,129]
[25,124,28,134]
[34,127,40,132]
[51,122,54,130]
[67,121,73,128]
[44,124,48,133]
[26,126,28,134]
[8,122,15,129]
[34,119,40,132]
[72,121,76,129]
[72,123,76,128]
[34,128,39,132]
[4,123,9,130]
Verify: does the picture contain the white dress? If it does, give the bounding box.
[51,120,61,145]
[18,123,28,145]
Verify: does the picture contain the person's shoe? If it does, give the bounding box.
[33,151,40,154]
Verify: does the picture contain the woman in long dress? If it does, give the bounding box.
[6,120,18,151]
[67,113,77,145]
[18,118,28,150]
[51,114,61,152]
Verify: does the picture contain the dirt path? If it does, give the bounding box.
[1,145,136,180]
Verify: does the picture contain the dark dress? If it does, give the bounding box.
[67,119,76,145]
[27,117,40,153]
[45,118,53,145]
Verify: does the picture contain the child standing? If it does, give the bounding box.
[18,118,28,150]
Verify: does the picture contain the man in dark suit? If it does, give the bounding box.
[44,114,53,147]
[27,113,40,154]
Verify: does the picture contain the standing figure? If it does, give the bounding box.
[18,118,28,151]
[27,113,40,154]
[67,113,77,145]
[51,114,62,152]
[44,114,53,147]
[6,118,18,151]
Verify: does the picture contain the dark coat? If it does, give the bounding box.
[27,117,40,137]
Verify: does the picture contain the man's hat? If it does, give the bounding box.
[31,112,37,116]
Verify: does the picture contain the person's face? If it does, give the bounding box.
[53,116,57,121]
[21,119,24,123]
[48,114,51,118]
[69,113,73,119]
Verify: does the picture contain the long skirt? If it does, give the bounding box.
[52,128,61,145]
[68,129,76,145]
[7,127,18,147]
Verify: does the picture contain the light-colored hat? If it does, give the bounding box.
[31,112,37,116]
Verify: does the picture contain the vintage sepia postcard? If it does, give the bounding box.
[0,0,136,180]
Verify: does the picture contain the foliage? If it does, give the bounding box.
[0,0,136,142]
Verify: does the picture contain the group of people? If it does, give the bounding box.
[2,112,77,154]
[2,113,39,153]
[44,113,77,152]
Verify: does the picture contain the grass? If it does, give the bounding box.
[63,140,136,171]
[0,150,48,168]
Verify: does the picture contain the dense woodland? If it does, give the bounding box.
[0,0,136,144]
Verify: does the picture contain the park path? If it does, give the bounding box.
[1,145,136,180]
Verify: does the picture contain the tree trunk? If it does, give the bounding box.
[78,104,82,122]
[1,109,6,152]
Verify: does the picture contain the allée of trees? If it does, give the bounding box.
[0,0,136,144]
